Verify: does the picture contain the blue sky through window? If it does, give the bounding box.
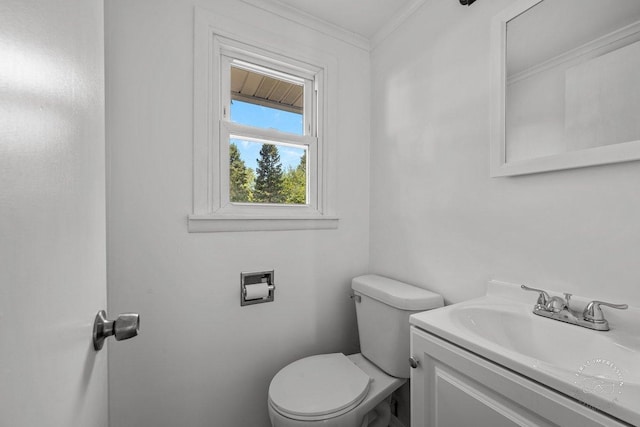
[230,100,305,171]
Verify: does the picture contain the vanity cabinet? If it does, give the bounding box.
[410,326,627,427]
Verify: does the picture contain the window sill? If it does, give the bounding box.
[187,214,339,233]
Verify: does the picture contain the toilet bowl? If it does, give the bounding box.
[267,275,443,427]
[268,353,403,427]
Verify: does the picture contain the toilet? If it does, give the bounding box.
[268,274,443,427]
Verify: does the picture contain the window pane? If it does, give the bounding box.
[229,138,307,205]
[230,64,304,135]
[230,100,303,135]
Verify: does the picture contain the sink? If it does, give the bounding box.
[450,304,639,372]
[410,281,640,426]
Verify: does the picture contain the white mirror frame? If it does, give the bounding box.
[490,0,640,177]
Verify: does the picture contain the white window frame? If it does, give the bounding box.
[190,9,338,232]
[219,50,318,213]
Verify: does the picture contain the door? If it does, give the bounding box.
[0,0,108,426]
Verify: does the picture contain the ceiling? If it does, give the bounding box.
[231,0,421,111]
[273,0,416,39]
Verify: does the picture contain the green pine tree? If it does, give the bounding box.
[282,152,306,204]
[229,143,253,202]
[254,144,285,203]
[297,152,306,174]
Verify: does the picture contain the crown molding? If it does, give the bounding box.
[370,0,427,50]
[239,0,429,52]
[239,0,371,51]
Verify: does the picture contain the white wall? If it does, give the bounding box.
[105,1,370,426]
[106,0,640,425]
[370,0,640,307]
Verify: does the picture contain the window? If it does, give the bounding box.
[191,15,337,232]
[223,58,312,206]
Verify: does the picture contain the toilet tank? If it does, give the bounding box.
[352,275,443,378]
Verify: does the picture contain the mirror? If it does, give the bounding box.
[491,0,640,176]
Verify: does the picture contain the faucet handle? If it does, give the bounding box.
[583,300,628,323]
[521,285,550,308]
[545,296,569,313]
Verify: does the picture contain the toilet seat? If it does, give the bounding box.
[268,353,371,421]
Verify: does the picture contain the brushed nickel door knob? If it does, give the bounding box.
[93,310,140,351]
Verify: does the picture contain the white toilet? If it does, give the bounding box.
[268,274,443,427]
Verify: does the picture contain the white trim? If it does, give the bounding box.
[217,38,320,213]
[490,1,512,178]
[192,7,338,232]
[491,139,640,177]
[193,11,215,214]
[220,39,321,80]
[507,20,640,86]
[224,121,316,147]
[370,0,427,50]
[238,0,370,51]
[220,121,319,214]
[231,59,306,85]
[240,0,433,52]
[490,0,640,177]
[187,215,338,232]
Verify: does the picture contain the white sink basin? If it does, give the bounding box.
[410,281,640,426]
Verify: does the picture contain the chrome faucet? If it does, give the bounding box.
[521,285,628,331]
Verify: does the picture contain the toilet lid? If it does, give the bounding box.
[269,353,371,419]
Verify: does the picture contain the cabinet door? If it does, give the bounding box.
[410,327,626,427]
[411,328,549,427]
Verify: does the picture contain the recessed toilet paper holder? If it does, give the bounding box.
[241,270,275,306]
